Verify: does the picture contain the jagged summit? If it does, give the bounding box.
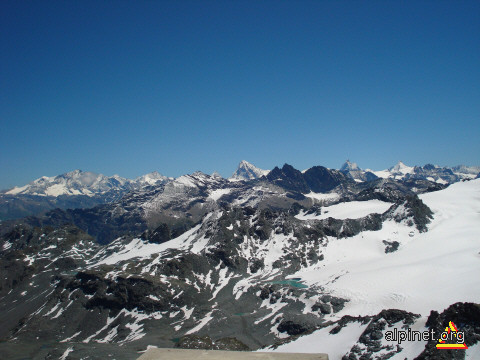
[339,160,377,183]
[390,161,414,174]
[230,160,269,181]
[340,160,360,171]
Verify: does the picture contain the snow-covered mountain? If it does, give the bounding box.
[361,161,480,184]
[340,160,378,182]
[0,170,173,220]
[5,170,127,197]
[339,159,480,185]
[340,160,360,171]
[134,171,172,187]
[230,160,269,181]
[4,169,171,197]
[1,166,478,359]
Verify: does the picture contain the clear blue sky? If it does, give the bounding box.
[1,0,479,189]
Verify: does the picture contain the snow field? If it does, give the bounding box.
[295,199,393,221]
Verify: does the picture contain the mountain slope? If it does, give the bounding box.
[269,178,480,358]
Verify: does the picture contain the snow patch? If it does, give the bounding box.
[208,188,232,201]
[270,320,368,359]
[296,200,393,220]
[304,192,340,202]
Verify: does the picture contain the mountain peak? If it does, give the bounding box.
[390,161,414,174]
[340,160,360,171]
[135,171,169,186]
[230,160,269,181]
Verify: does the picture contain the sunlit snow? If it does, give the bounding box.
[296,199,393,220]
[289,179,480,317]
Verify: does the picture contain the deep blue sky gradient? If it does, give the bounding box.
[1,0,479,189]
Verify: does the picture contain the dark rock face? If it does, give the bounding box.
[383,240,400,253]
[17,205,149,244]
[175,334,249,350]
[145,223,171,244]
[214,337,250,351]
[339,310,420,360]
[402,179,446,194]
[416,302,480,360]
[312,302,332,315]
[304,166,354,193]
[384,195,433,232]
[0,193,124,221]
[0,253,35,296]
[66,272,173,313]
[332,303,480,360]
[316,214,383,239]
[266,164,310,194]
[330,297,348,313]
[277,320,314,336]
[329,315,371,335]
[265,164,354,195]
[175,334,215,349]
[354,178,416,203]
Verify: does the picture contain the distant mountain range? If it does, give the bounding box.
[343,160,480,184]
[4,169,170,197]
[0,170,171,220]
[231,159,480,184]
[0,160,478,221]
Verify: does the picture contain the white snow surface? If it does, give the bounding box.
[385,317,429,360]
[390,161,414,175]
[303,191,340,202]
[95,224,202,266]
[272,179,480,357]
[230,160,269,181]
[288,179,480,318]
[369,161,414,180]
[208,188,232,201]
[466,342,480,359]
[268,321,368,359]
[135,171,169,186]
[94,212,222,266]
[59,347,74,360]
[296,199,393,220]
